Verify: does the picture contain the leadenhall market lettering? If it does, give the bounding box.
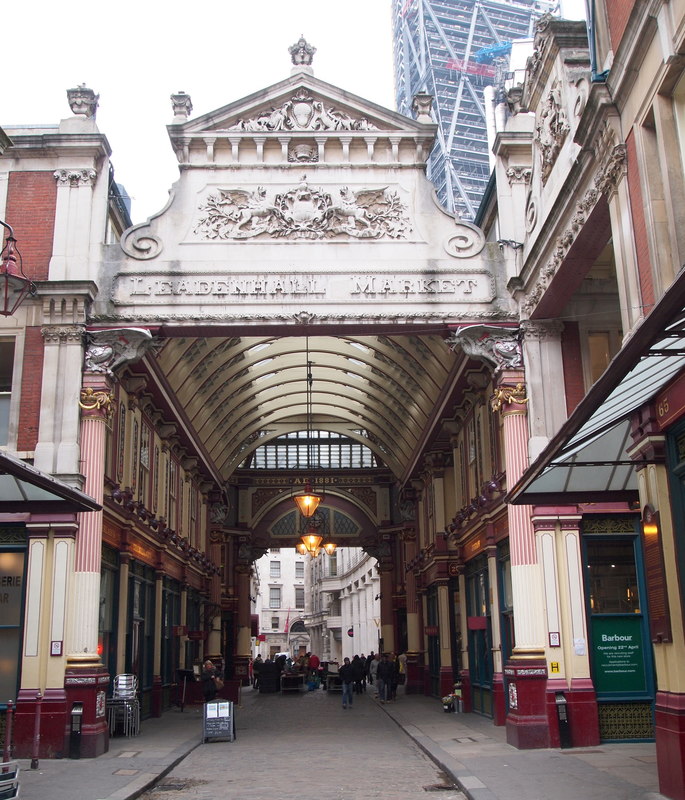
[122,272,492,301]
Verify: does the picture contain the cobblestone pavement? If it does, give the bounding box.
[140,687,466,800]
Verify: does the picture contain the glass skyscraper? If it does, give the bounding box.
[393,0,556,220]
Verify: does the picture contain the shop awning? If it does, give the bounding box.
[508,268,685,505]
[0,450,101,513]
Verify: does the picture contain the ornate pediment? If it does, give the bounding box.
[168,74,432,141]
[225,87,379,133]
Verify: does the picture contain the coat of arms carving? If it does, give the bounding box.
[226,89,378,132]
[194,181,411,240]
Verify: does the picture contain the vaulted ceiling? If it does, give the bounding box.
[148,331,462,484]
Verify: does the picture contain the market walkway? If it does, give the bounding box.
[14,686,665,800]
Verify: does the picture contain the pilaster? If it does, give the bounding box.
[521,320,566,462]
[50,167,99,281]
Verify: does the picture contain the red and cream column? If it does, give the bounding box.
[63,373,114,757]
[493,375,549,748]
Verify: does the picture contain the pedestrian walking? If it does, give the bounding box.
[369,652,380,695]
[376,652,394,703]
[339,656,354,709]
[351,654,365,694]
[252,654,263,689]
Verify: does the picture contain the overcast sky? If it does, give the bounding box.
[5,0,396,222]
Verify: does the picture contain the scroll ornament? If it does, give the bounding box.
[491,383,528,412]
[79,387,114,417]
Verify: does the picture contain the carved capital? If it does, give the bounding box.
[54,168,97,187]
[520,319,564,341]
[491,383,529,413]
[79,388,115,419]
[41,325,84,344]
[506,166,532,185]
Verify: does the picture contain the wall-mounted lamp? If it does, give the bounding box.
[0,220,35,316]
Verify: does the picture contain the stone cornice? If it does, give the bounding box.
[3,132,111,159]
[522,18,590,113]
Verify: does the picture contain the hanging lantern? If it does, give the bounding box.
[322,539,337,556]
[301,529,323,554]
[0,222,35,317]
[293,480,322,518]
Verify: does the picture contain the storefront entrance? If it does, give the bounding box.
[583,516,655,741]
[466,554,493,717]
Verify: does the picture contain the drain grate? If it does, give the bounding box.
[157,780,188,791]
[423,783,458,791]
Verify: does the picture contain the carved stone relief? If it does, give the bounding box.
[226,89,378,132]
[288,143,318,162]
[506,167,532,185]
[289,36,316,66]
[193,181,411,241]
[521,187,598,315]
[535,81,569,184]
[447,326,522,372]
[67,85,99,118]
[54,168,97,187]
[84,328,157,377]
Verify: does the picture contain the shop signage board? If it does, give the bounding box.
[202,701,235,743]
[591,616,647,694]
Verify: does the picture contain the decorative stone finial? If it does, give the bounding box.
[289,35,316,74]
[412,92,434,124]
[67,85,99,118]
[171,91,193,121]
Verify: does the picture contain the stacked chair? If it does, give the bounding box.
[107,674,140,737]
[0,761,19,799]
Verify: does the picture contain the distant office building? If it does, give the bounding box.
[392,0,555,219]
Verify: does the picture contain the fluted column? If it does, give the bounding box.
[493,373,548,748]
[60,372,113,758]
[68,374,113,663]
[493,375,546,655]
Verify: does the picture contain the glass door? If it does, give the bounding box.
[466,554,493,717]
[583,518,655,741]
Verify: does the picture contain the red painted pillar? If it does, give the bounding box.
[63,375,113,757]
[494,375,550,749]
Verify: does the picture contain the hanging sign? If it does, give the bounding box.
[347,628,354,637]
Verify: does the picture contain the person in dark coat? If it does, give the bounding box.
[351,654,365,694]
[252,654,263,689]
[376,652,395,703]
[201,659,221,702]
[339,656,354,709]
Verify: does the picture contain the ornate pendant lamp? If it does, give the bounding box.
[0,221,35,317]
[292,334,334,558]
[293,480,322,518]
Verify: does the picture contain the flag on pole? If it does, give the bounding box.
[284,608,291,633]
